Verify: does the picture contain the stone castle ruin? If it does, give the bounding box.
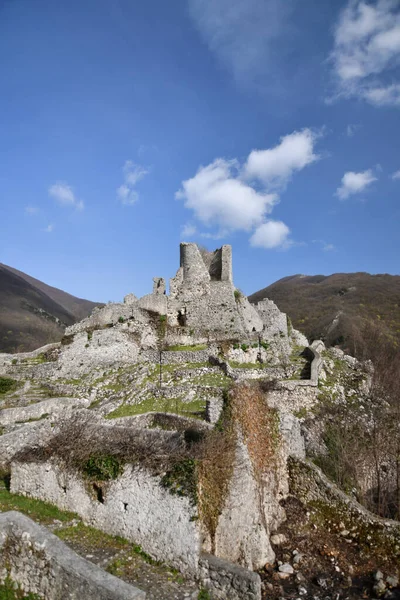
[0,243,399,599]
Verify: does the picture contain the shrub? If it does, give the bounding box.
[240,343,249,352]
[161,459,198,504]
[118,316,125,323]
[234,289,242,302]
[0,377,18,395]
[61,334,74,346]
[83,455,123,481]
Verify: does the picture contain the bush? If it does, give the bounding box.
[118,316,125,323]
[234,289,242,302]
[0,377,18,395]
[83,455,123,481]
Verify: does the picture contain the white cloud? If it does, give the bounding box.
[244,129,320,189]
[43,224,54,233]
[249,221,290,249]
[392,169,400,179]
[187,0,295,87]
[176,158,278,232]
[312,239,336,251]
[176,128,321,249]
[323,243,336,252]
[48,182,84,210]
[363,82,400,105]
[346,123,361,136]
[25,206,38,215]
[336,169,377,199]
[181,223,197,239]
[117,160,149,205]
[330,0,400,106]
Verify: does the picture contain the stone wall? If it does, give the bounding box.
[0,397,90,427]
[267,381,319,414]
[199,553,261,600]
[0,511,146,599]
[11,460,202,575]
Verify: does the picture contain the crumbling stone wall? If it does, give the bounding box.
[11,460,202,575]
[0,511,146,599]
[199,553,261,600]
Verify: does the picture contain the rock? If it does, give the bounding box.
[295,573,306,583]
[279,563,294,575]
[374,580,387,597]
[386,575,399,588]
[298,585,308,596]
[270,533,287,545]
[375,570,385,581]
[316,576,328,589]
[293,553,304,565]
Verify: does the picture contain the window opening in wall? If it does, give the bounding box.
[177,309,186,327]
[93,483,104,503]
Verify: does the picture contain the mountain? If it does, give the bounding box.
[0,263,102,353]
[249,272,400,349]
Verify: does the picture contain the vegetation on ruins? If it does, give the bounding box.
[0,377,20,395]
[0,578,41,600]
[308,322,400,520]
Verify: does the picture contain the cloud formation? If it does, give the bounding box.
[244,129,320,188]
[177,128,321,249]
[336,169,377,199]
[176,159,278,232]
[43,224,54,233]
[331,0,400,106]
[392,169,400,180]
[188,0,295,88]
[48,182,84,210]
[249,221,290,249]
[181,223,197,239]
[346,123,361,136]
[117,160,149,205]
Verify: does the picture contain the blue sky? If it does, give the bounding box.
[1,0,399,302]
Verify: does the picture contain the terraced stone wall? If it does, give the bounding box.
[0,511,146,599]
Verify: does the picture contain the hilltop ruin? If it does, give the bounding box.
[0,243,398,600]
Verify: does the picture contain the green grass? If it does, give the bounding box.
[62,378,85,385]
[190,372,230,387]
[228,361,265,369]
[0,482,77,525]
[165,344,207,352]
[55,522,128,551]
[20,354,47,365]
[106,397,205,420]
[0,579,41,599]
[142,362,209,385]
